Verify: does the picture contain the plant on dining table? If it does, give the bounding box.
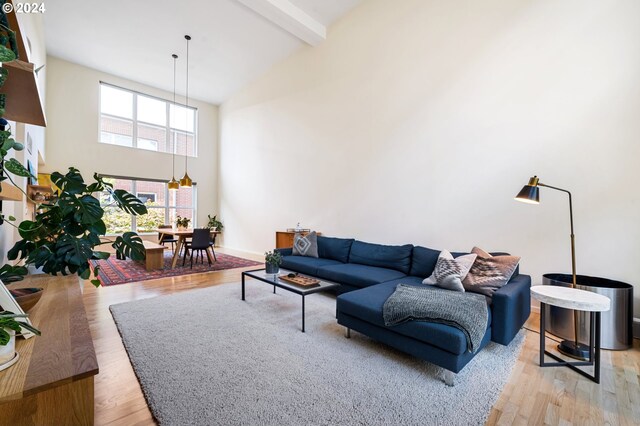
[176,215,191,229]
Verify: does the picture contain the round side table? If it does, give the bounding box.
[531,285,610,384]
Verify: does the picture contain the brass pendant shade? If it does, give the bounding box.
[167,177,180,191]
[179,173,192,188]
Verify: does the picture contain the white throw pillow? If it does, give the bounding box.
[423,250,477,292]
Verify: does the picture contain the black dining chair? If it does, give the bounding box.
[208,232,218,262]
[158,224,178,253]
[182,228,211,268]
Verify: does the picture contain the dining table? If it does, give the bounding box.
[155,228,221,269]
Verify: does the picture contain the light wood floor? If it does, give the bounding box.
[83,248,640,425]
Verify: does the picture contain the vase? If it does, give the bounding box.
[265,263,279,274]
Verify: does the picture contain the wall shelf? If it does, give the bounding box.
[0,181,23,201]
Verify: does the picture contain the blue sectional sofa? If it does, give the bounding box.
[276,236,531,384]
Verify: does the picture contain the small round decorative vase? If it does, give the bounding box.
[265,263,279,274]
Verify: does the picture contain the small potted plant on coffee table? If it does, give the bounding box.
[264,250,282,275]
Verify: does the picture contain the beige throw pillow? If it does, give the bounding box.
[462,247,520,297]
[423,250,477,292]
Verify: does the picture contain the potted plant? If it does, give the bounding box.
[264,250,282,274]
[4,168,148,286]
[206,214,223,232]
[176,215,191,230]
[0,311,40,371]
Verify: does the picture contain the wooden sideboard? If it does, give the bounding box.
[0,275,98,425]
[275,231,321,249]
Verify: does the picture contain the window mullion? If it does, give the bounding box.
[132,94,138,148]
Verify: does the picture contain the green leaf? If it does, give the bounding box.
[17,220,41,239]
[0,328,9,346]
[57,193,103,224]
[51,168,86,194]
[91,251,110,260]
[112,232,146,261]
[87,220,107,235]
[7,239,35,261]
[4,158,34,178]
[0,264,28,283]
[110,189,148,215]
[55,234,94,267]
[0,45,16,62]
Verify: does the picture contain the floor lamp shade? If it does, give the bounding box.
[515,176,540,204]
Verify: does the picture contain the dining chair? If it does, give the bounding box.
[158,224,177,253]
[182,228,211,268]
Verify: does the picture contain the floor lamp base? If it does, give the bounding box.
[557,340,590,361]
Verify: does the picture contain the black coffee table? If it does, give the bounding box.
[241,268,340,332]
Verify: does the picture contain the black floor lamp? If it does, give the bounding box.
[515,175,590,360]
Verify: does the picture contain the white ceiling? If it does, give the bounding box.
[43,0,361,105]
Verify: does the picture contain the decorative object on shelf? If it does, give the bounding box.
[175,215,191,230]
[515,175,588,360]
[179,34,192,188]
[8,286,43,312]
[264,250,282,274]
[167,53,180,192]
[206,214,224,231]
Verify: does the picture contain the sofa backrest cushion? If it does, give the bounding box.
[409,246,441,278]
[348,240,413,274]
[317,236,354,263]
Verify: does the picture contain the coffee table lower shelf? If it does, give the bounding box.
[241,268,339,332]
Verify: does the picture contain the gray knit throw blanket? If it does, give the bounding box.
[383,284,488,353]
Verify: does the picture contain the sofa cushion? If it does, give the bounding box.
[292,231,319,258]
[409,246,441,278]
[348,241,413,274]
[317,236,354,263]
[316,264,406,288]
[280,256,343,276]
[337,280,491,355]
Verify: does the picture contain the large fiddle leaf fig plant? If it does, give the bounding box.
[6,168,148,286]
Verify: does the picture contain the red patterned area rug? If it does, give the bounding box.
[90,251,261,286]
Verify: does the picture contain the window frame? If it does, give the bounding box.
[98,174,198,235]
[98,82,198,157]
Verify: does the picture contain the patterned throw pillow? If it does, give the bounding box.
[462,247,520,297]
[422,250,477,292]
[292,231,319,258]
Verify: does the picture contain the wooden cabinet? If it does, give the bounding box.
[275,231,321,249]
[0,275,98,425]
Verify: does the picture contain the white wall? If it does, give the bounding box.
[0,12,46,264]
[44,56,219,227]
[219,0,640,313]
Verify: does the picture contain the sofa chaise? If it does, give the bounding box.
[276,236,531,385]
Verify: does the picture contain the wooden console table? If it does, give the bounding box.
[275,231,321,249]
[0,275,98,425]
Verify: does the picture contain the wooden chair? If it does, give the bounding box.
[158,224,178,253]
[182,228,211,269]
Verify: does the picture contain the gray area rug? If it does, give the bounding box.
[110,282,525,426]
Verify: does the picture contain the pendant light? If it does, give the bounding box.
[179,34,193,188]
[167,53,180,191]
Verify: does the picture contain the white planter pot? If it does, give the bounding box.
[0,329,17,370]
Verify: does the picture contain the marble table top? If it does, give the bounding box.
[531,285,610,312]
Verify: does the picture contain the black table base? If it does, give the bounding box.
[539,302,602,383]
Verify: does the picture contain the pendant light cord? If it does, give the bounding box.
[184,35,190,170]
[172,54,177,178]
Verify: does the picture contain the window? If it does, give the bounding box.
[100,177,197,234]
[99,83,197,157]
